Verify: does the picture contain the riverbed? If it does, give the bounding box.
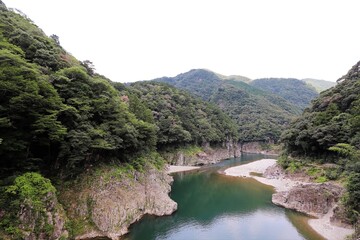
[123,154,324,240]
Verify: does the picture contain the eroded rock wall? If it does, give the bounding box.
[241,141,278,155]
[18,192,68,240]
[163,142,241,166]
[272,183,343,218]
[60,167,176,240]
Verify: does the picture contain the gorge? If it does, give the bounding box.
[0,2,359,240]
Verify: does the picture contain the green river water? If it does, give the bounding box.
[123,154,324,240]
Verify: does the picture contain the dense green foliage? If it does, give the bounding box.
[0,6,161,178]
[281,61,360,226]
[0,5,237,179]
[0,8,166,178]
[0,172,58,238]
[126,82,239,146]
[250,78,319,110]
[154,69,301,142]
[281,68,360,157]
[302,78,336,93]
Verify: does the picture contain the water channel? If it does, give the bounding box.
[123,154,324,240]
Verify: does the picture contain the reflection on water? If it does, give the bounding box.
[285,210,325,240]
[123,154,323,240]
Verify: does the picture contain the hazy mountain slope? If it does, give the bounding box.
[154,69,301,142]
[215,72,252,83]
[302,78,336,93]
[225,80,302,115]
[250,78,319,110]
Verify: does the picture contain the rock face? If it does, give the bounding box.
[272,183,343,218]
[18,192,68,240]
[331,204,354,228]
[241,141,278,155]
[60,167,177,240]
[163,142,241,166]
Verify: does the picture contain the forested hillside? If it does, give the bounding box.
[0,5,158,178]
[154,69,302,142]
[250,78,319,110]
[0,4,242,238]
[0,4,238,180]
[281,61,360,225]
[281,62,360,157]
[124,82,238,147]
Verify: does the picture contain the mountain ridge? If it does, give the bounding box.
[153,69,303,142]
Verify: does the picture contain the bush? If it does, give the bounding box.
[345,172,360,224]
[325,167,341,180]
[0,172,57,238]
[5,172,56,210]
[278,154,290,169]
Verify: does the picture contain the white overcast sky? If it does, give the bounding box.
[3,0,360,82]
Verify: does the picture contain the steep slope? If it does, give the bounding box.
[0,5,157,177]
[281,61,360,231]
[302,78,336,93]
[250,78,319,110]
[281,62,360,157]
[154,69,301,142]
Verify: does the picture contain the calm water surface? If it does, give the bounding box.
[123,154,324,240]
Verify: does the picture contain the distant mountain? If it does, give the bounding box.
[153,69,301,142]
[250,78,319,110]
[215,72,252,83]
[302,78,336,93]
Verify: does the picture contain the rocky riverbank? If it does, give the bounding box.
[58,166,177,240]
[223,159,355,240]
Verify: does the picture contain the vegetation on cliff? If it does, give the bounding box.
[0,172,67,239]
[280,61,360,232]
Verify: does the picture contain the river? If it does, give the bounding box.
[123,154,324,240]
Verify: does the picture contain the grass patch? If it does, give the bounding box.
[315,176,328,183]
[179,145,203,157]
[287,161,304,173]
[307,166,320,176]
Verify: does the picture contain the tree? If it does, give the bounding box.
[80,60,95,76]
[50,34,60,45]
